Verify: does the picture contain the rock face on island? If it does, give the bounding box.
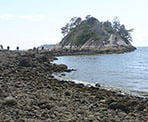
[55,16,136,54]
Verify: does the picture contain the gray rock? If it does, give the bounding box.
[4,96,17,106]
[58,64,68,71]
[18,57,32,67]
[95,83,101,88]
[109,102,129,113]
[64,91,71,96]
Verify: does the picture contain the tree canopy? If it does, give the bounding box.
[61,17,82,37]
[61,16,133,42]
[112,17,133,42]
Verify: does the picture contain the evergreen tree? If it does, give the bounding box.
[61,17,82,37]
[112,17,133,42]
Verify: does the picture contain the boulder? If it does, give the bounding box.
[18,57,32,67]
[3,96,17,106]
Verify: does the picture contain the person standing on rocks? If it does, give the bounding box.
[7,46,10,50]
[0,45,3,50]
[41,46,44,50]
[16,46,19,51]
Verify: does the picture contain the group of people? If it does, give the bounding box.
[0,45,19,51]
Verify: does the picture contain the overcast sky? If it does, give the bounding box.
[0,0,147,49]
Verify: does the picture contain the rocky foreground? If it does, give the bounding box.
[0,50,148,122]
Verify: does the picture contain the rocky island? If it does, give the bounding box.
[0,50,147,121]
[55,16,136,55]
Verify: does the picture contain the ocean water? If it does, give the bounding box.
[54,47,148,93]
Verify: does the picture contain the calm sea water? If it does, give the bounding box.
[54,47,148,92]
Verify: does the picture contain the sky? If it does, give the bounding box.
[0,0,148,50]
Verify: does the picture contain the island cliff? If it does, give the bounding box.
[55,16,136,54]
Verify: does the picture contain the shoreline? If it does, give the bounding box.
[0,50,148,121]
[53,73,148,98]
[52,47,136,57]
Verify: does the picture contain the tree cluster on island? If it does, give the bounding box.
[61,15,133,45]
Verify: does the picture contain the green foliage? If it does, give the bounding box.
[93,33,103,40]
[75,31,93,45]
[103,21,114,33]
[61,17,82,36]
[69,19,104,45]
[86,16,98,24]
[61,15,134,46]
[112,17,133,42]
[112,16,120,33]
[104,26,114,33]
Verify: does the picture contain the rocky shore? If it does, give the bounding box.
[52,46,136,56]
[0,50,148,121]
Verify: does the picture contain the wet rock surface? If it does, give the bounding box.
[0,50,147,121]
